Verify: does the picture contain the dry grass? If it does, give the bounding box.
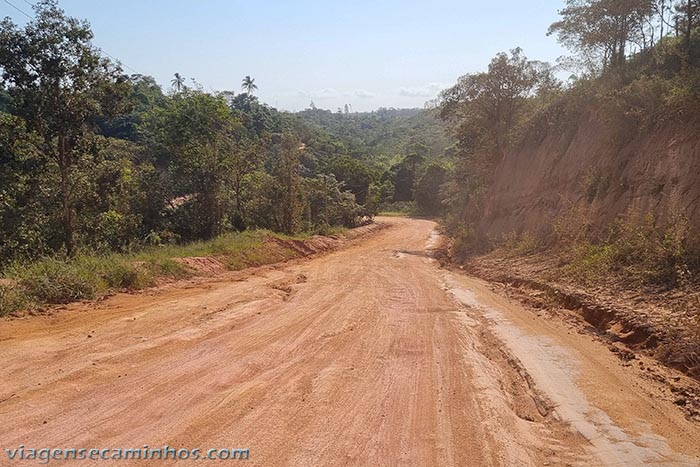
[0,230,313,316]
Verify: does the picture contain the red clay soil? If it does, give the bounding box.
[1,218,699,466]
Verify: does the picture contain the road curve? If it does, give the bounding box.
[1,217,699,466]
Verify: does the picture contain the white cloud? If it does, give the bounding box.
[296,88,376,101]
[297,88,341,100]
[353,89,376,99]
[398,82,445,98]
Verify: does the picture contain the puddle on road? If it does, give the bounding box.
[442,273,697,467]
[426,230,441,250]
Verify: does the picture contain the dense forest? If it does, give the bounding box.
[294,107,452,214]
[0,0,449,272]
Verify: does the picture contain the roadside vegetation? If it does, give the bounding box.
[0,1,450,315]
[437,0,700,292]
[5,0,699,315]
[0,230,325,316]
[556,213,700,288]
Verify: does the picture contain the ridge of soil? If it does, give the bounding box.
[456,252,700,422]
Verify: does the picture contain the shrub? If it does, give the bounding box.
[12,258,105,304]
[85,257,154,290]
[0,283,29,316]
[450,226,480,261]
[558,213,697,289]
[501,231,539,256]
[564,242,618,283]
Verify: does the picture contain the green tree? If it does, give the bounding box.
[0,112,52,265]
[98,74,166,140]
[321,156,378,204]
[230,93,283,136]
[144,90,244,239]
[304,174,362,229]
[675,0,699,58]
[271,133,303,234]
[231,137,266,230]
[414,164,448,215]
[76,137,149,251]
[548,0,655,73]
[385,153,425,202]
[0,0,129,256]
[241,75,258,95]
[440,49,557,166]
[171,73,185,93]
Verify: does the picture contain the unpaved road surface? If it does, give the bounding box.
[1,218,699,466]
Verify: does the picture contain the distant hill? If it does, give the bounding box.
[295,107,451,167]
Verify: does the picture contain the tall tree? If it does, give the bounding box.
[230,137,266,230]
[440,48,557,164]
[271,133,303,234]
[144,90,244,239]
[171,73,185,93]
[674,0,699,56]
[414,164,448,216]
[0,0,129,256]
[548,0,655,73]
[241,75,258,95]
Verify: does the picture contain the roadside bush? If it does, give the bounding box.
[501,231,539,256]
[553,203,593,245]
[77,256,154,290]
[0,283,29,316]
[12,258,105,304]
[560,214,697,289]
[450,226,479,261]
[564,242,618,283]
[304,175,363,229]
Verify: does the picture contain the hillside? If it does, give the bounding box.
[295,107,451,167]
[478,107,700,243]
[434,2,700,393]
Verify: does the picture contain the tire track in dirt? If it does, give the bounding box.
[0,218,698,466]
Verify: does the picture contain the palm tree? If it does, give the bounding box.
[171,73,185,92]
[241,75,258,95]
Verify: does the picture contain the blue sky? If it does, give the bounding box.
[1,0,568,111]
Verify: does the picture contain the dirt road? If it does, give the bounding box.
[1,217,699,466]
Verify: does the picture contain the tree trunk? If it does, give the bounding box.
[660,0,665,40]
[687,0,693,52]
[58,135,74,257]
[233,174,246,231]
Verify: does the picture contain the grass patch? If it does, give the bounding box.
[0,283,30,317]
[8,258,106,304]
[500,231,539,256]
[556,214,698,289]
[133,230,270,260]
[0,229,325,314]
